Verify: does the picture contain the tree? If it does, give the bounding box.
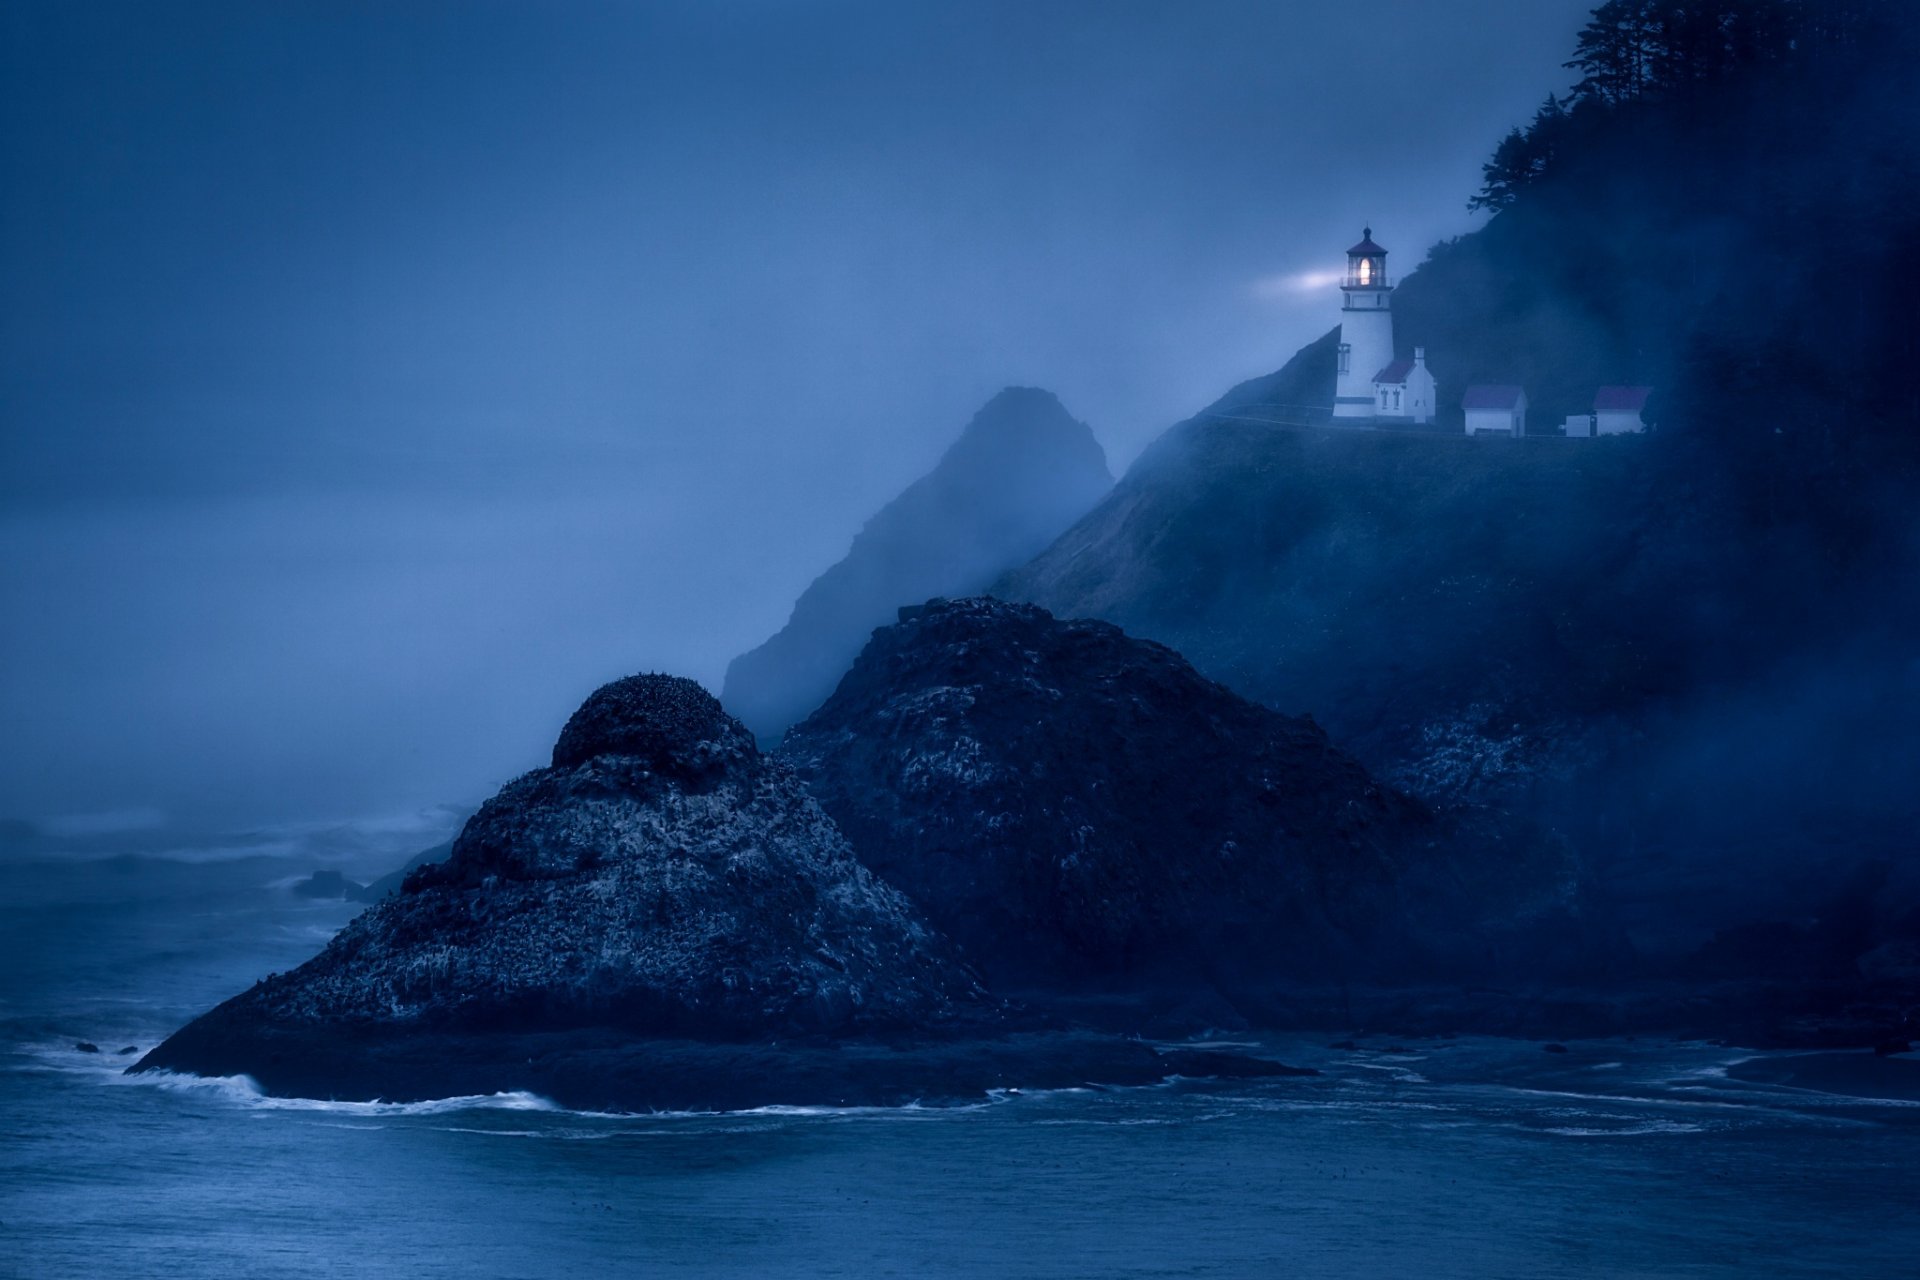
[1469,129,1534,212]
[1469,96,1571,212]
[1566,0,1659,107]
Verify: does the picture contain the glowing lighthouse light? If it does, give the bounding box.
[1332,226,1397,422]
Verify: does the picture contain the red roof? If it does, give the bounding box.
[1595,385,1653,413]
[1373,359,1415,384]
[1347,226,1387,256]
[1462,385,1525,411]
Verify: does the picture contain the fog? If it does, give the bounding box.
[1,0,1595,832]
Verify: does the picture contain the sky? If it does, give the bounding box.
[1,0,1597,836]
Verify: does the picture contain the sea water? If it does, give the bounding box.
[4,852,1917,1278]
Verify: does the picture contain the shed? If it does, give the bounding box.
[1594,386,1653,435]
[1462,385,1528,437]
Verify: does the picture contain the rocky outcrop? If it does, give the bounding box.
[136,673,1304,1108]
[136,676,977,1092]
[781,597,1532,1002]
[723,387,1112,740]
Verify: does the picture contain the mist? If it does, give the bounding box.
[1,0,1597,832]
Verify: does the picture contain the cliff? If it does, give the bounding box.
[782,597,1586,1013]
[723,387,1112,740]
[996,412,1668,801]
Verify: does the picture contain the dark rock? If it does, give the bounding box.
[1875,1038,1912,1058]
[117,1046,138,1055]
[784,597,1414,992]
[137,674,991,1103]
[723,388,1113,740]
[1157,1050,1316,1081]
[1329,1039,1359,1051]
[1687,920,1813,982]
[1543,1042,1570,1054]
[551,674,752,776]
[74,1041,98,1054]
[138,1024,1308,1112]
[784,596,1572,1001]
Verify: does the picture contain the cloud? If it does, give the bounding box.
[35,808,169,838]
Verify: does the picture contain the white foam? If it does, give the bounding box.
[121,1068,562,1116]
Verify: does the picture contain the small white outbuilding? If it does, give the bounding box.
[1373,347,1438,424]
[1594,386,1653,434]
[1463,385,1528,437]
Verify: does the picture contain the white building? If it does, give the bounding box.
[1463,385,1528,436]
[1374,348,1438,424]
[1594,386,1653,434]
[1333,228,1396,423]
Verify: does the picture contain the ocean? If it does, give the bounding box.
[4,849,1917,1279]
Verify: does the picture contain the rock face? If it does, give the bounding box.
[723,387,1112,741]
[136,676,987,1097]
[138,671,1312,1107]
[781,597,1436,995]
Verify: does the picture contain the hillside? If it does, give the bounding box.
[1000,418,1673,794]
[722,387,1111,740]
[997,2,1920,957]
[782,597,1587,1014]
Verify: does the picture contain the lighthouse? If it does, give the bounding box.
[1333,228,1395,423]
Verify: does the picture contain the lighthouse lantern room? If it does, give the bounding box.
[1334,227,1397,422]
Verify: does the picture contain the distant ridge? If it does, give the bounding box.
[723,386,1112,739]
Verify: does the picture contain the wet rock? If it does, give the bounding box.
[74,1041,98,1054]
[784,597,1426,993]
[550,674,753,777]
[137,674,989,1102]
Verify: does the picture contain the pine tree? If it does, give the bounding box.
[1469,129,1534,212]
[1566,0,1658,107]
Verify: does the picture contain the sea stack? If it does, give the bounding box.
[134,675,986,1107]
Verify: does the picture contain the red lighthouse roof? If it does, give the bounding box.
[1347,227,1387,256]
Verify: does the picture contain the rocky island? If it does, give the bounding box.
[134,674,1307,1110]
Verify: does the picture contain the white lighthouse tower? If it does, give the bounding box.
[1333,228,1395,423]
